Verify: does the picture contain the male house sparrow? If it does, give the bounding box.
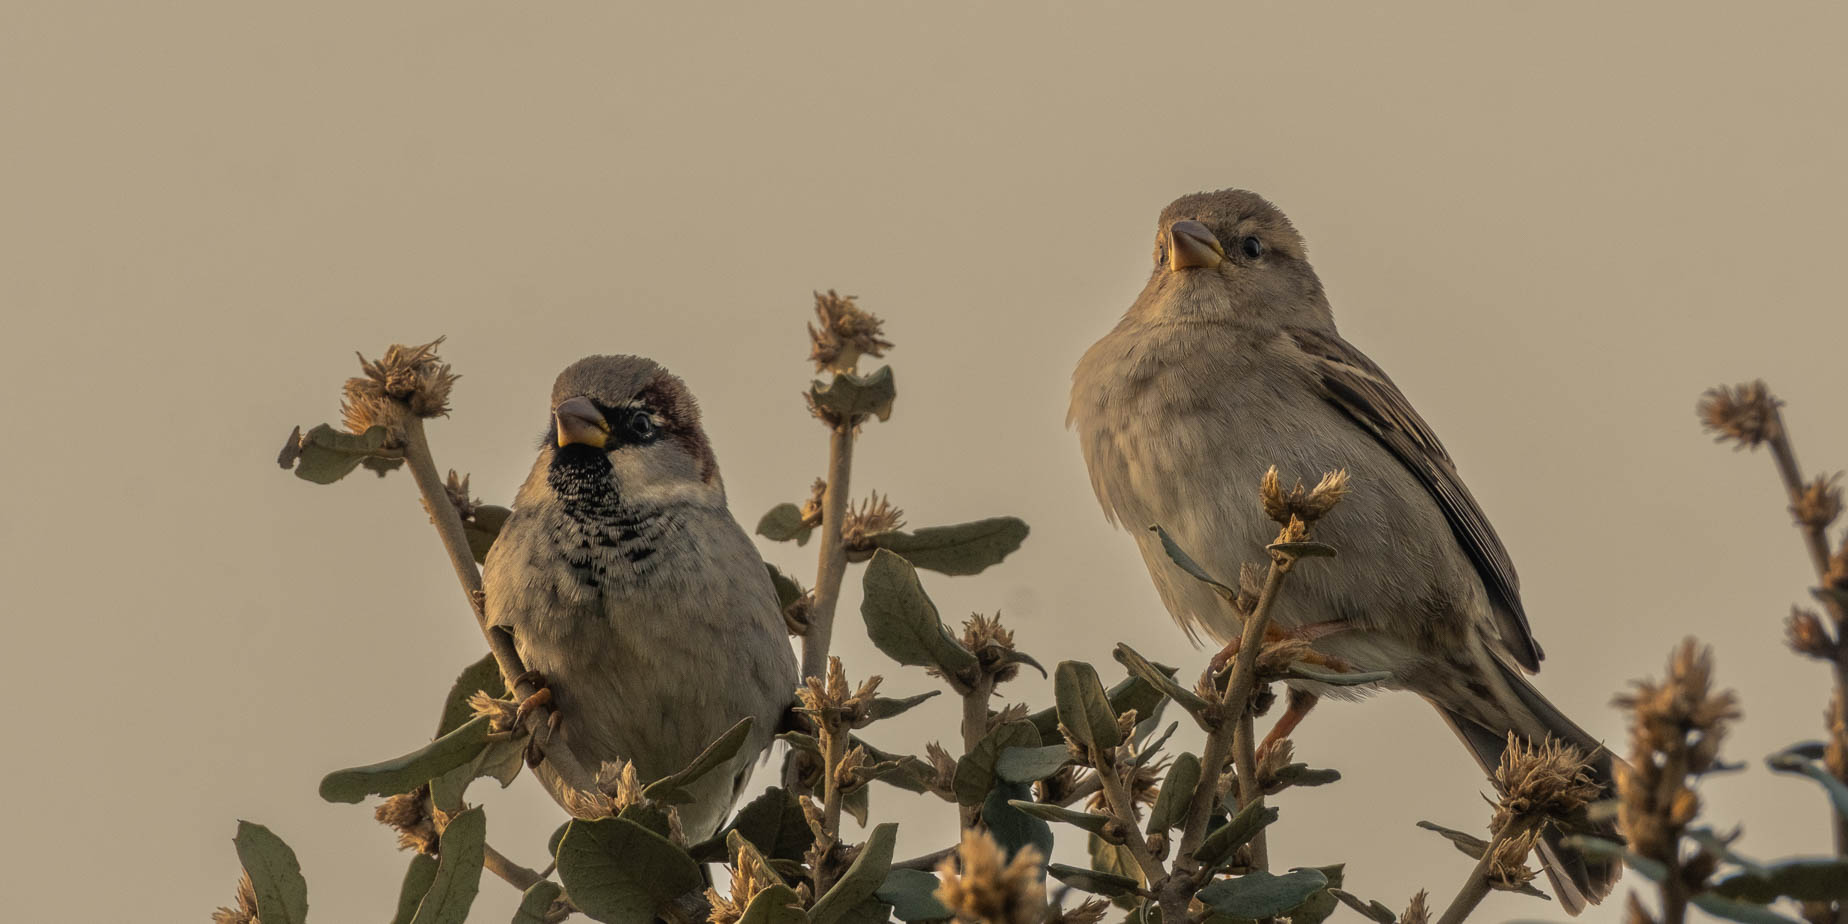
[1069,190,1619,911]
[484,355,797,837]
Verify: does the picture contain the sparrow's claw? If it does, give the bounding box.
[514,686,554,729]
[1210,620,1354,675]
[1256,687,1320,764]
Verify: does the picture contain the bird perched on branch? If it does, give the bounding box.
[1069,189,1620,912]
[484,355,797,837]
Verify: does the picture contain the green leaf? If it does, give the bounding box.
[866,517,1030,576]
[1561,834,1669,882]
[1286,886,1340,924]
[1194,797,1278,869]
[436,655,506,737]
[1113,644,1211,720]
[767,564,805,608]
[410,806,486,924]
[556,816,703,924]
[1277,665,1392,687]
[619,803,675,840]
[1328,889,1397,924]
[319,716,494,804]
[1148,752,1201,834]
[841,784,871,827]
[1266,763,1341,792]
[233,821,309,924]
[954,720,1043,805]
[1713,858,1848,902]
[1090,833,1144,906]
[1047,863,1143,898]
[739,884,809,924]
[1197,868,1329,918]
[464,505,510,564]
[512,880,564,924]
[757,504,815,544]
[1767,747,1848,818]
[642,717,754,804]
[810,823,898,924]
[860,550,978,679]
[1148,526,1237,600]
[1691,894,1806,924]
[984,782,1054,860]
[1027,672,1167,747]
[1416,820,1489,860]
[867,690,942,721]
[878,869,954,922]
[700,787,814,863]
[1054,660,1122,749]
[832,899,896,924]
[1005,800,1117,838]
[810,366,897,422]
[995,744,1070,783]
[1265,540,1337,559]
[283,423,397,484]
[388,853,439,924]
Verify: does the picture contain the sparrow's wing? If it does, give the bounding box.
[1287,326,1542,671]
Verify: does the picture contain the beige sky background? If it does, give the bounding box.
[4,2,1846,921]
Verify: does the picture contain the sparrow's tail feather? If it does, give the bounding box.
[1432,656,1622,916]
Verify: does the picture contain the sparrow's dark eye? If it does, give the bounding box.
[628,410,658,440]
[1241,236,1264,259]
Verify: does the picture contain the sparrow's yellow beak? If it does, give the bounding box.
[1168,220,1224,271]
[554,395,610,448]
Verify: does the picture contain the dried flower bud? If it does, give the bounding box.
[796,656,883,729]
[1697,381,1780,449]
[1235,562,1265,616]
[1049,898,1110,924]
[1792,474,1844,530]
[707,840,782,924]
[808,290,892,373]
[926,741,959,793]
[842,492,905,549]
[935,830,1047,924]
[1255,638,1318,678]
[212,872,260,924]
[375,786,437,854]
[469,689,518,732]
[1260,466,1351,525]
[1257,738,1294,784]
[1399,889,1430,924]
[994,703,1030,726]
[1613,638,1740,863]
[344,338,459,432]
[1486,827,1542,890]
[1490,734,1601,836]
[1786,607,1835,659]
[1276,515,1309,545]
[799,478,827,529]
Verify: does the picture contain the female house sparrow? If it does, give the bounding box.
[1069,189,1619,912]
[484,355,797,837]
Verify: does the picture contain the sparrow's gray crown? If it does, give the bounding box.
[544,355,718,483]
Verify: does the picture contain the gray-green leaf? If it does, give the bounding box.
[233,820,309,924]
[642,717,754,804]
[878,869,954,922]
[954,720,1042,805]
[1054,660,1122,750]
[868,690,942,722]
[556,817,703,924]
[1148,752,1201,834]
[1148,526,1236,600]
[319,716,494,804]
[1691,894,1806,924]
[1197,868,1329,918]
[739,884,809,924]
[282,423,397,484]
[1113,644,1211,721]
[861,549,978,680]
[1767,747,1848,819]
[1328,888,1397,924]
[1713,857,1848,902]
[866,518,1029,576]
[809,823,898,924]
[512,880,564,924]
[757,504,815,544]
[1005,801,1117,838]
[436,655,506,737]
[410,807,485,924]
[810,365,897,422]
[1047,863,1143,898]
[1194,796,1278,869]
[389,853,439,924]
[995,744,1070,783]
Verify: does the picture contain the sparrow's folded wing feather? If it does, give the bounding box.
[1287,326,1543,671]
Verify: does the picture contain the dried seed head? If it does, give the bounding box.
[1399,889,1430,924]
[797,656,883,729]
[799,478,828,529]
[1786,607,1835,659]
[469,689,518,732]
[1277,515,1309,545]
[1490,734,1602,836]
[1235,562,1265,616]
[707,840,781,924]
[1049,898,1110,924]
[212,872,260,924]
[344,338,458,431]
[1793,474,1844,530]
[437,470,478,521]
[1697,381,1780,449]
[1486,827,1542,891]
[808,290,892,373]
[1259,466,1351,525]
[935,830,1047,924]
[1258,738,1295,784]
[842,492,905,549]
[959,612,1021,684]
[1255,638,1318,679]
[375,786,437,854]
[1612,638,1740,862]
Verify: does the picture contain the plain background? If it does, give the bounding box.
[4,3,1845,921]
